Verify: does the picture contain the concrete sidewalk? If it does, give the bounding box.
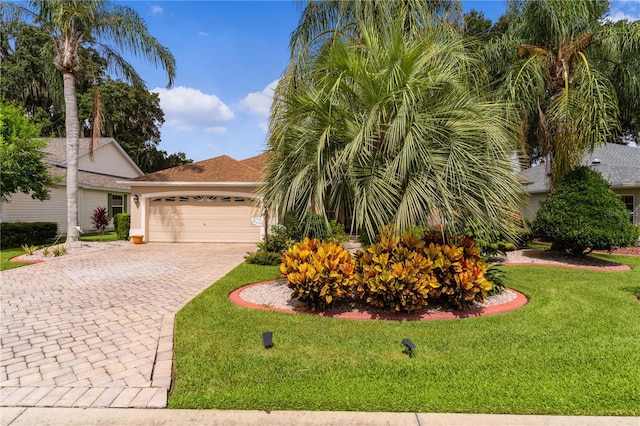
[1,408,638,426]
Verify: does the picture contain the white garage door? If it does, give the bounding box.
[148,195,262,243]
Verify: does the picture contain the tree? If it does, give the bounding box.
[2,0,176,242]
[533,166,639,255]
[77,79,190,172]
[263,10,526,243]
[495,0,640,184]
[463,10,492,42]
[0,102,56,202]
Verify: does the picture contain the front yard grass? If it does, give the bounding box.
[170,256,640,415]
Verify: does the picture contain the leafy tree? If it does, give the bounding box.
[492,0,640,184]
[533,166,639,255]
[263,9,525,243]
[1,0,176,242]
[0,102,56,202]
[463,10,492,42]
[77,79,191,172]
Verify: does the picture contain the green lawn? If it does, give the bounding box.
[170,257,640,415]
[0,248,33,271]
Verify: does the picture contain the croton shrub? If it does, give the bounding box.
[280,237,356,310]
[280,230,494,313]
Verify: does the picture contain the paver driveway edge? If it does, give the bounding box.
[1,243,253,409]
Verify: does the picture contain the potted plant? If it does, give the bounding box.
[131,235,144,244]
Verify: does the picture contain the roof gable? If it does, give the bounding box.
[42,137,143,177]
[130,155,263,183]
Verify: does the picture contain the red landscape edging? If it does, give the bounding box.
[229,281,528,321]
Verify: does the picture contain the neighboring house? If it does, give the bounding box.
[521,143,640,225]
[0,137,144,235]
[125,153,272,243]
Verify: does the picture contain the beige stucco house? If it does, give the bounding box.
[521,143,640,225]
[125,153,272,243]
[0,137,143,235]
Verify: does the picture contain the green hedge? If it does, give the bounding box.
[113,213,131,240]
[1,222,58,248]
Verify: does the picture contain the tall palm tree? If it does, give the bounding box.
[1,0,175,241]
[263,12,525,242]
[493,0,639,185]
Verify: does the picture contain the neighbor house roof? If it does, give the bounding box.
[522,143,640,193]
[128,154,263,184]
[48,167,132,191]
[42,137,143,175]
[42,137,141,192]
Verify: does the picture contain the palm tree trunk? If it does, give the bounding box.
[63,72,80,243]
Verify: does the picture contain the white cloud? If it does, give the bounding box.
[198,31,209,36]
[604,10,639,22]
[150,5,164,15]
[258,121,269,132]
[237,80,279,117]
[152,86,234,132]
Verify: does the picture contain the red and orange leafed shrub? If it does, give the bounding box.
[280,238,355,310]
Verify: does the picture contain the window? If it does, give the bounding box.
[207,196,217,202]
[193,196,204,202]
[235,197,245,203]
[108,194,126,218]
[179,196,189,202]
[620,195,635,223]
[165,197,175,202]
[221,197,231,202]
[151,197,161,202]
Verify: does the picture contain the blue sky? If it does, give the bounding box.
[122,0,640,163]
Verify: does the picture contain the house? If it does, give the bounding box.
[521,143,640,224]
[0,137,144,235]
[125,153,272,243]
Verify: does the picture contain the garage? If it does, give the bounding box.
[125,153,272,244]
[147,195,262,243]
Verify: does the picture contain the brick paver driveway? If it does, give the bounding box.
[0,243,252,408]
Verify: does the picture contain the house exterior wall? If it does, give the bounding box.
[128,184,274,242]
[78,143,140,178]
[1,187,68,235]
[1,186,132,235]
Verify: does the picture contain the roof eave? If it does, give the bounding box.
[119,181,262,187]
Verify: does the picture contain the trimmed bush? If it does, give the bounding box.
[113,213,131,240]
[355,230,440,313]
[257,224,291,253]
[245,251,282,266]
[533,166,639,255]
[280,238,356,310]
[0,222,57,248]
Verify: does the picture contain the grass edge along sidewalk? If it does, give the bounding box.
[170,256,640,415]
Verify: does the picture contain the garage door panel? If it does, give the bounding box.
[148,201,261,243]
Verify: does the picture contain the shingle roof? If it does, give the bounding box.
[49,166,131,191]
[129,155,263,183]
[522,143,640,193]
[239,153,270,172]
[42,137,118,164]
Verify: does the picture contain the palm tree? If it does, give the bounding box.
[263,11,525,242]
[493,0,640,185]
[1,0,175,242]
